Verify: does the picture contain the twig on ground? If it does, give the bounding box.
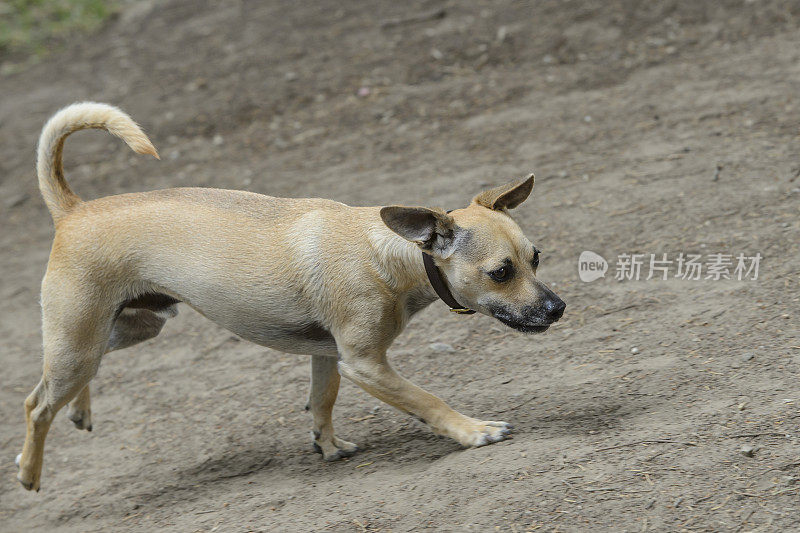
[597,304,638,316]
[373,450,395,457]
[681,514,699,529]
[644,449,669,462]
[594,439,697,452]
[736,509,756,533]
[723,432,792,439]
[381,8,446,29]
[348,414,375,422]
[609,205,645,216]
[762,460,800,475]
[710,495,731,511]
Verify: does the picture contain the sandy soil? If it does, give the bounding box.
[1,1,800,531]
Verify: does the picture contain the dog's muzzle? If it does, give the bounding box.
[491,295,566,334]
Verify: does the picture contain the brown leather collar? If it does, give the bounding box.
[422,252,475,314]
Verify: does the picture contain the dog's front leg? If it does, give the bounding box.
[308,355,359,461]
[337,351,512,448]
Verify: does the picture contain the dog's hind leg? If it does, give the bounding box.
[18,346,104,491]
[16,271,121,491]
[17,301,113,491]
[307,354,359,461]
[65,303,177,433]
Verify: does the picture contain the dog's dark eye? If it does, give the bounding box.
[489,265,513,282]
[531,250,540,269]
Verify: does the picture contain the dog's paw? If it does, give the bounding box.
[67,407,92,432]
[456,419,513,447]
[311,433,359,462]
[16,463,40,492]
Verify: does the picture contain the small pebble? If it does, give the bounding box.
[740,444,757,457]
[495,26,508,43]
[430,342,455,353]
[630,346,639,354]
[737,402,747,411]
[742,353,754,361]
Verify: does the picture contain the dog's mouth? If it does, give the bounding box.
[492,310,553,334]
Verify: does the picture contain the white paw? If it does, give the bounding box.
[15,453,21,467]
[460,420,513,447]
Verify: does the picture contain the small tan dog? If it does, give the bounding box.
[16,103,565,491]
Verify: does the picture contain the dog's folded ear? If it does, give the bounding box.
[380,206,457,258]
[472,174,534,211]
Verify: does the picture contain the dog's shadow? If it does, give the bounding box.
[129,442,284,504]
[64,395,645,523]
[81,425,457,519]
[52,440,286,523]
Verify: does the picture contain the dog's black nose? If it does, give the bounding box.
[545,297,566,321]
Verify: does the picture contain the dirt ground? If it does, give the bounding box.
[1,1,800,531]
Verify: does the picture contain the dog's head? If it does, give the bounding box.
[381,175,565,333]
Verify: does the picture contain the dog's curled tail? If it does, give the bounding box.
[37,102,159,222]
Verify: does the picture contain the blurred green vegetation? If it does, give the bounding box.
[0,0,116,57]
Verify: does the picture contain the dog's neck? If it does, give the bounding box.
[371,228,441,314]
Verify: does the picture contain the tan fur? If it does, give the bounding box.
[17,103,564,491]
